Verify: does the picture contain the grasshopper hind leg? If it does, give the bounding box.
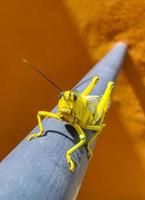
[96,81,114,121]
[84,81,114,159]
[81,76,99,96]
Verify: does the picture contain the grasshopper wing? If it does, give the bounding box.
[84,95,102,114]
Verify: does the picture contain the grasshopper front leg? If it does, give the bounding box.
[27,111,59,141]
[66,124,103,171]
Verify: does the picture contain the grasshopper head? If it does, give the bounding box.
[57,90,81,121]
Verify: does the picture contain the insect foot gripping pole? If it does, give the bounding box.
[0,42,127,200]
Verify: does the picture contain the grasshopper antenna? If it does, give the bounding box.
[22,59,63,93]
[23,59,69,106]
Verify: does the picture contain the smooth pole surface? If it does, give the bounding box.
[0,42,127,200]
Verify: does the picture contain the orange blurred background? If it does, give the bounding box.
[1,0,145,199]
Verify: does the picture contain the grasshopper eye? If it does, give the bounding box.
[58,92,64,99]
[73,93,77,101]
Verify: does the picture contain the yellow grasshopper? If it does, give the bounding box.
[23,60,114,172]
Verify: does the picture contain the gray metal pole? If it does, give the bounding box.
[0,42,127,200]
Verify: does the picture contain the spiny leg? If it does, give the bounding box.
[81,76,99,96]
[85,82,114,158]
[95,81,114,121]
[66,124,87,172]
[27,111,59,141]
